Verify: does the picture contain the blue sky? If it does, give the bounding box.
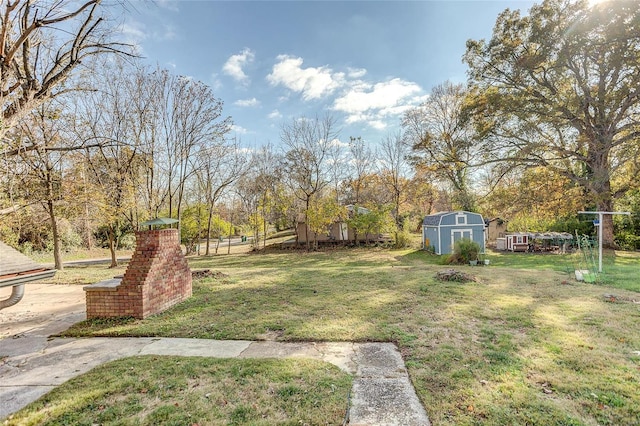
[122,1,535,149]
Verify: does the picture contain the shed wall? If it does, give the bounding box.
[423,211,486,255]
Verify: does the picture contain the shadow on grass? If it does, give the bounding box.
[60,248,640,425]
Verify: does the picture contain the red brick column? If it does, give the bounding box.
[85,229,192,319]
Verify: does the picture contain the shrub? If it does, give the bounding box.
[394,227,412,248]
[615,232,640,251]
[447,238,480,264]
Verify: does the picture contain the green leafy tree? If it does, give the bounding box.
[465,0,640,246]
[306,195,345,250]
[347,205,393,245]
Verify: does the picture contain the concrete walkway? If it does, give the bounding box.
[0,285,430,425]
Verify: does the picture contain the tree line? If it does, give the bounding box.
[1,0,640,269]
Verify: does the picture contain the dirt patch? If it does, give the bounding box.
[434,269,477,283]
[191,269,229,280]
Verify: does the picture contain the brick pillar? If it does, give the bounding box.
[85,228,192,319]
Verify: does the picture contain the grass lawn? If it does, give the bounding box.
[15,247,640,425]
[6,356,351,426]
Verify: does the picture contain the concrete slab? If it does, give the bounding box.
[139,338,252,357]
[350,378,431,426]
[0,386,56,419]
[239,341,358,374]
[348,342,431,426]
[0,284,86,338]
[355,342,408,378]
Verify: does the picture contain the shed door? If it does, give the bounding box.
[451,229,473,247]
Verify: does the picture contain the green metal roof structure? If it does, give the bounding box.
[140,217,179,229]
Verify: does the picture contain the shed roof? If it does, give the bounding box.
[423,212,448,226]
[423,211,483,226]
[0,241,55,287]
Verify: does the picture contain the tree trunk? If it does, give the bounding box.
[227,219,233,255]
[43,163,64,270]
[83,168,93,250]
[263,205,268,250]
[587,150,615,247]
[108,225,118,268]
[47,199,64,271]
[205,205,214,256]
[304,198,310,251]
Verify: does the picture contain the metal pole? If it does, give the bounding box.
[598,212,603,273]
[578,211,631,274]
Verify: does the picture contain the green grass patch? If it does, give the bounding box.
[28,248,133,264]
[6,356,351,426]
[52,247,640,424]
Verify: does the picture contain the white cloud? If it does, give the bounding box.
[266,54,425,131]
[333,78,424,129]
[158,23,178,41]
[223,48,255,85]
[235,98,260,107]
[347,67,367,79]
[119,21,147,55]
[119,19,181,56]
[267,55,345,101]
[231,124,249,135]
[210,72,223,91]
[333,78,421,114]
[268,109,283,120]
[121,21,148,41]
[328,138,349,148]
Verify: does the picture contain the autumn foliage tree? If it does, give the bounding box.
[306,195,345,250]
[281,114,337,251]
[465,0,640,246]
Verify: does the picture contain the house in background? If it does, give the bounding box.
[422,211,486,255]
[485,217,508,243]
[296,204,378,244]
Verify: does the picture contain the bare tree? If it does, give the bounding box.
[379,131,411,236]
[149,70,232,228]
[251,144,284,249]
[75,64,143,268]
[281,114,338,251]
[345,136,374,205]
[197,137,245,255]
[11,102,68,269]
[0,0,132,149]
[326,138,348,203]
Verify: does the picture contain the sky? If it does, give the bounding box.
[120,0,536,149]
